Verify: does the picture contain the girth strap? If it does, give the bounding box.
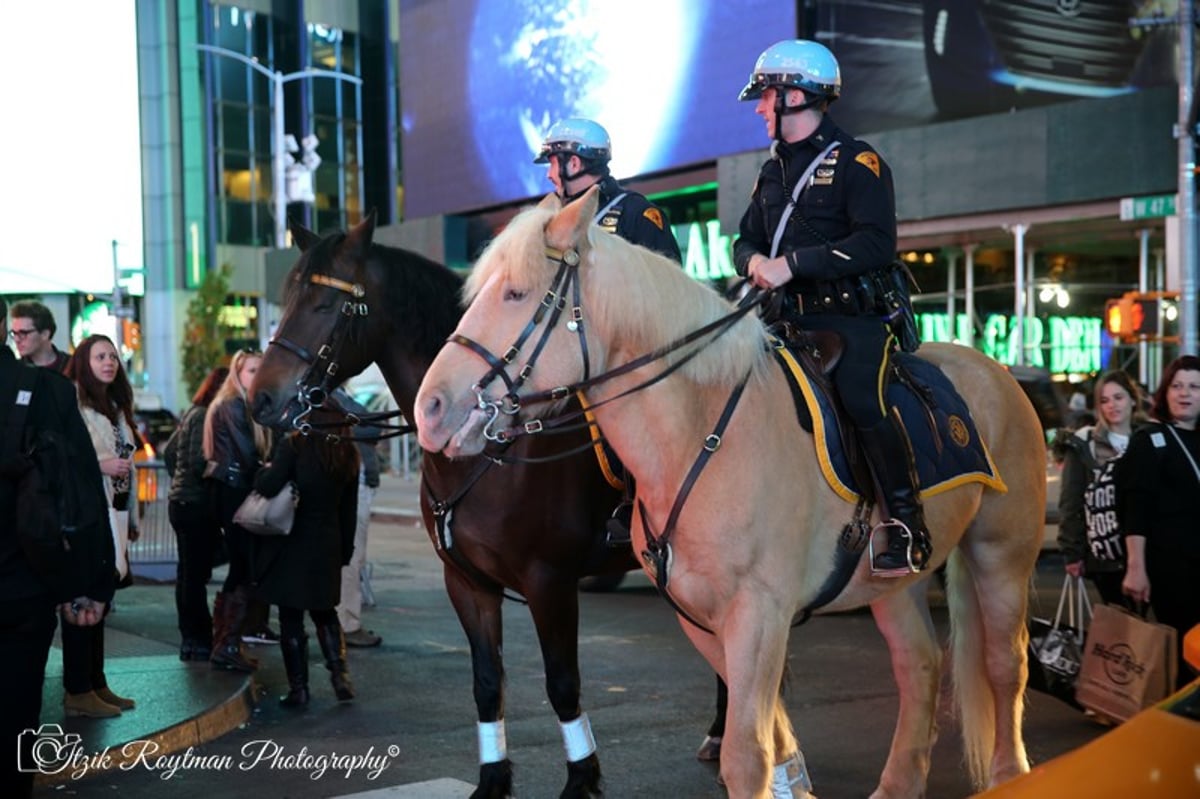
[640,374,750,635]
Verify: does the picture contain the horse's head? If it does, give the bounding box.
[414,189,611,456]
[251,211,381,431]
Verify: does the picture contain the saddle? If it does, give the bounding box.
[769,330,1005,504]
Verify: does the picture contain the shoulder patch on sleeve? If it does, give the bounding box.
[642,207,665,230]
[854,151,880,178]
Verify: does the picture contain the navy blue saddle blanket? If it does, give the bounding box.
[772,343,1007,504]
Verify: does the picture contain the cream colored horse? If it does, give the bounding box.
[415,189,1045,799]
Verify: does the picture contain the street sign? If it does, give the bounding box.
[1119,194,1177,221]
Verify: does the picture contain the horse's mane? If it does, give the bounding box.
[287,230,464,361]
[467,205,769,387]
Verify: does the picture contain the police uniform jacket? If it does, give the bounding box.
[592,175,681,263]
[733,114,896,316]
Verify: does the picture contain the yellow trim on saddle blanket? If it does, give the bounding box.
[770,339,1007,503]
[576,391,625,491]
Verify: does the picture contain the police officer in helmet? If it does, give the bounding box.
[535,117,681,262]
[733,40,931,575]
[535,118,682,546]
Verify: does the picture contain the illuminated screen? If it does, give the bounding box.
[400,1,1176,220]
[399,0,794,218]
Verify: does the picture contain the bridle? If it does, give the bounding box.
[448,243,767,448]
[267,272,409,440]
[447,245,592,443]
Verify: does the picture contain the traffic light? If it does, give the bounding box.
[1104,296,1132,337]
[123,320,142,351]
[1105,292,1164,340]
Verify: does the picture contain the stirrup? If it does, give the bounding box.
[605,502,633,548]
[868,519,927,577]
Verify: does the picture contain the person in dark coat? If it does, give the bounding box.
[162,365,228,661]
[2,300,113,798]
[252,428,359,707]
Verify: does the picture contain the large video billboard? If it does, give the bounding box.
[398,0,1177,219]
[399,0,795,218]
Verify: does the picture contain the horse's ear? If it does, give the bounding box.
[546,185,598,251]
[536,192,562,211]
[289,219,320,252]
[344,209,377,256]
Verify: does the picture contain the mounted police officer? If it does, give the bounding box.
[535,117,681,262]
[732,40,931,576]
[535,117,682,546]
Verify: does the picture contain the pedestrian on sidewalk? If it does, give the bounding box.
[162,365,228,661]
[203,349,270,672]
[333,388,382,648]
[2,300,114,799]
[61,335,140,718]
[251,426,359,707]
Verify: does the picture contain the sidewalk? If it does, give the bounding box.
[35,473,426,789]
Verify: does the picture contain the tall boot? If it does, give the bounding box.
[210,588,259,672]
[315,621,355,701]
[279,635,310,708]
[860,410,932,576]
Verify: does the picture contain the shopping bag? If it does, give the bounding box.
[1026,574,1090,709]
[232,482,299,536]
[1075,604,1178,722]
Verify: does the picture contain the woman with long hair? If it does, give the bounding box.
[1056,370,1145,609]
[1119,354,1200,689]
[202,349,270,672]
[61,334,139,717]
[252,423,360,707]
[162,365,228,661]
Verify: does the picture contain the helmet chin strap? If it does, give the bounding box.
[772,89,824,141]
[556,158,607,201]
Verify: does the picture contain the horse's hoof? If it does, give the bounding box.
[696,735,722,762]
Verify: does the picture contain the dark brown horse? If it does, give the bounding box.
[250,214,720,798]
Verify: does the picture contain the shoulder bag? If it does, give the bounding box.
[232,482,299,536]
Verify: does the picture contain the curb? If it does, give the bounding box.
[34,676,257,787]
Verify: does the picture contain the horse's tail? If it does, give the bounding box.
[946,548,995,789]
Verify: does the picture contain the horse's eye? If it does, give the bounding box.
[503,287,528,302]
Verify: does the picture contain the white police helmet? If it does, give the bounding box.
[533,118,612,165]
[738,40,842,102]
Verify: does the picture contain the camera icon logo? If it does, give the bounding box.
[17,724,82,774]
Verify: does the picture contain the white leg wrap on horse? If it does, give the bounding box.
[772,751,814,798]
[559,713,596,762]
[477,720,507,764]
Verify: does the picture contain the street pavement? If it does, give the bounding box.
[31,471,1106,798]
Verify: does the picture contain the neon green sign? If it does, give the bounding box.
[918,312,1101,374]
[674,221,736,281]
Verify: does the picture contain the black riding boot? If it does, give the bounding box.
[861,412,932,576]
[210,588,259,672]
[315,621,355,701]
[279,635,310,708]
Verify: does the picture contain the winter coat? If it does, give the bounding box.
[250,435,357,610]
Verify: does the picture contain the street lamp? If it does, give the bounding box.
[196,44,363,248]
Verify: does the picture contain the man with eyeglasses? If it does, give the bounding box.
[9,301,70,373]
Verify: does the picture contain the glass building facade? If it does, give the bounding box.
[202,3,371,247]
